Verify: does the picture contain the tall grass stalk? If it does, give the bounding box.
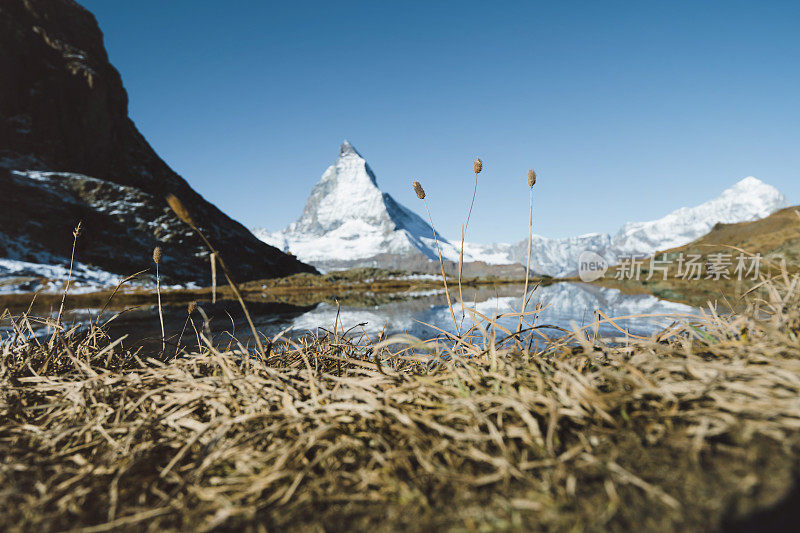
[53,221,81,333]
[413,181,459,333]
[211,252,218,304]
[166,194,265,354]
[424,201,459,334]
[458,159,481,321]
[174,301,197,358]
[517,171,536,336]
[153,247,165,353]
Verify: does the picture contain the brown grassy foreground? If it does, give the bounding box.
[1,276,800,532]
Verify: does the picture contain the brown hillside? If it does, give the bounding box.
[595,207,800,308]
[663,205,800,266]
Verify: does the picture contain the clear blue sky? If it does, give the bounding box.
[80,0,799,243]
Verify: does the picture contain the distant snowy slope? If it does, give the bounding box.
[254,142,462,267]
[464,177,789,277]
[465,233,615,278]
[611,176,788,255]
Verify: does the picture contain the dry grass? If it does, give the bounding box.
[2,273,800,532]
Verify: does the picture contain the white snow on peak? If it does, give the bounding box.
[338,139,361,158]
[253,142,462,265]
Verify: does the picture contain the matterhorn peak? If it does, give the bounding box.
[324,140,378,188]
[338,140,362,158]
[253,142,463,266]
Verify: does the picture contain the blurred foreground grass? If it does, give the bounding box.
[1,272,799,532]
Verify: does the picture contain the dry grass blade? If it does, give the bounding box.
[412,181,459,334]
[517,182,535,337]
[153,246,165,354]
[53,221,82,335]
[165,194,264,355]
[458,159,480,323]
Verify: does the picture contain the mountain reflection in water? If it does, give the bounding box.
[287,282,699,340]
[8,282,701,350]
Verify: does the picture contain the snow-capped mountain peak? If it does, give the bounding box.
[338,139,362,158]
[290,141,383,234]
[253,142,462,267]
[730,175,773,193]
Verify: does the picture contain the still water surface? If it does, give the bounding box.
[4,282,702,348]
[77,282,701,349]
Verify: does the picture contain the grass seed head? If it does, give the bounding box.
[474,158,482,174]
[188,301,197,315]
[166,194,195,227]
[527,169,537,188]
[153,246,162,264]
[412,180,426,199]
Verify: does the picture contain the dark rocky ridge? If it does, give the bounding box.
[0,0,316,284]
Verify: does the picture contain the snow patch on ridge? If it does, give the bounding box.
[0,258,122,294]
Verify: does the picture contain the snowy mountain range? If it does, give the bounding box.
[466,176,789,276]
[255,143,789,276]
